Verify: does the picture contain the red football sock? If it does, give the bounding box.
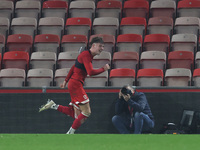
[57,105,75,119]
[71,113,89,130]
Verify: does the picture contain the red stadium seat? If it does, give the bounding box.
[116,34,142,54]
[42,1,68,21]
[177,0,200,17]
[3,51,29,70]
[123,0,149,19]
[193,68,200,86]
[143,34,170,53]
[137,68,163,87]
[109,68,135,87]
[147,17,174,37]
[34,34,60,54]
[120,17,146,38]
[168,51,194,70]
[112,51,139,70]
[7,34,33,53]
[96,1,122,20]
[61,34,88,52]
[65,17,92,39]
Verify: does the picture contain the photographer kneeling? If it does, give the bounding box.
[112,85,155,134]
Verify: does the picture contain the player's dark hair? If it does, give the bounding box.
[90,37,104,45]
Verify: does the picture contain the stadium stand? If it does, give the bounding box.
[112,51,139,70]
[167,51,194,70]
[11,17,37,38]
[195,51,200,69]
[137,68,163,87]
[116,34,142,54]
[150,0,176,19]
[109,68,135,87]
[6,34,33,53]
[93,17,119,38]
[147,16,174,38]
[0,17,10,38]
[123,0,149,19]
[42,1,68,21]
[171,33,197,53]
[0,34,5,54]
[0,68,26,87]
[30,51,57,70]
[2,51,29,70]
[0,0,199,88]
[61,34,88,52]
[27,68,53,87]
[15,1,41,21]
[96,0,122,21]
[69,1,95,21]
[84,71,108,87]
[174,17,200,36]
[57,51,79,69]
[120,17,147,38]
[54,68,70,87]
[140,51,166,70]
[34,34,60,54]
[177,0,200,18]
[38,17,64,39]
[165,68,192,87]
[193,68,200,86]
[92,51,111,68]
[65,17,92,39]
[0,1,14,21]
[143,34,170,53]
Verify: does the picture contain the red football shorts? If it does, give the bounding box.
[68,78,89,109]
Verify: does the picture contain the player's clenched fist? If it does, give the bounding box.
[103,64,110,71]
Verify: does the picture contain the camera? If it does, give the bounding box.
[121,87,132,96]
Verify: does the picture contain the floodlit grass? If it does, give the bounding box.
[0,134,200,150]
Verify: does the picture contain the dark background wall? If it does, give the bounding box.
[1,88,200,134]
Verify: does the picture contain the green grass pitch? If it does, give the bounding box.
[0,134,200,150]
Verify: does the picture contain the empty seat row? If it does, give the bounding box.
[1,67,200,87]
[0,32,199,56]
[3,0,200,22]
[0,49,200,76]
[1,15,199,43]
[0,0,174,22]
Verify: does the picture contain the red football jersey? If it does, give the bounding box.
[65,50,104,83]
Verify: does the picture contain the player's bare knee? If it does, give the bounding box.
[82,110,91,117]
